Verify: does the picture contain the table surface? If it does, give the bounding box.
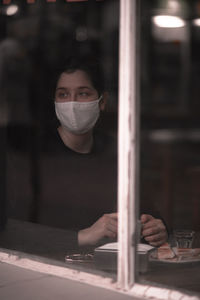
[0,219,200,297]
[140,258,200,296]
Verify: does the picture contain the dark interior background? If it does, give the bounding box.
[0,0,200,234]
[0,0,119,228]
[140,0,200,232]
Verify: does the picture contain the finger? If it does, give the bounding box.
[100,216,117,232]
[105,227,118,238]
[107,221,118,234]
[142,219,165,233]
[148,240,165,247]
[109,217,118,227]
[144,232,163,242]
[149,234,168,247]
[143,226,160,236]
[143,230,168,245]
[100,214,118,227]
[142,227,167,242]
[96,216,117,233]
[107,212,118,220]
[141,214,154,224]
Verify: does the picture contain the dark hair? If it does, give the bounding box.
[55,55,105,96]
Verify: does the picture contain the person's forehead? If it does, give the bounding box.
[57,70,93,88]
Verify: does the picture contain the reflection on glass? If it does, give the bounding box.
[139,0,200,295]
[0,0,119,279]
[152,15,185,28]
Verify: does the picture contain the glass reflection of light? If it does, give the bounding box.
[76,27,88,42]
[193,18,200,27]
[167,0,180,11]
[152,15,185,28]
[6,5,19,16]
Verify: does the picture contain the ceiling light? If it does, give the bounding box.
[6,5,19,16]
[152,15,185,28]
[193,18,200,27]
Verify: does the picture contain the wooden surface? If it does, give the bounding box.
[0,219,79,261]
[140,259,200,296]
[0,219,113,278]
[140,233,200,295]
[0,219,200,296]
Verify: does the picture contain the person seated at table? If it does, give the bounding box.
[7,54,168,248]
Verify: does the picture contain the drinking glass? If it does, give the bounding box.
[173,229,194,249]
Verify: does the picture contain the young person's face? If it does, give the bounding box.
[55,70,99,103]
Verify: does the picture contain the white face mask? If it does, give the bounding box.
[55,96,102,134]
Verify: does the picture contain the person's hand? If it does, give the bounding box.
[141,214,168,247]
[78,212,118,247]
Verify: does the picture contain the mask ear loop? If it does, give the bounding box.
[98,95,107,112]
[98,95,103,103]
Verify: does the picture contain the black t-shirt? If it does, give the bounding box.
[37,128,117,231]
[7,125,168,235]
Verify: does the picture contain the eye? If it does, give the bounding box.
[60,92,68,98]
[56,90,69,99]
[79,92,89,97]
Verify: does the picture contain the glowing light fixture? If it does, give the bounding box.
[193,18,200,27]
[152,15,185,28]
[6,4,19,16]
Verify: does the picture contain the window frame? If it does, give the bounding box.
[117,0,139,291]
[0,1,198,299]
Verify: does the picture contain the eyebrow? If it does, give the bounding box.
[56,86,93,91]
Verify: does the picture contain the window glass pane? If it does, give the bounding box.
[0,0,119,279]
[138,0,200,295]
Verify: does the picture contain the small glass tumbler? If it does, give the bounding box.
[173,229,195,249]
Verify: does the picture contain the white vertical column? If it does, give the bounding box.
[117,0,139,290]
